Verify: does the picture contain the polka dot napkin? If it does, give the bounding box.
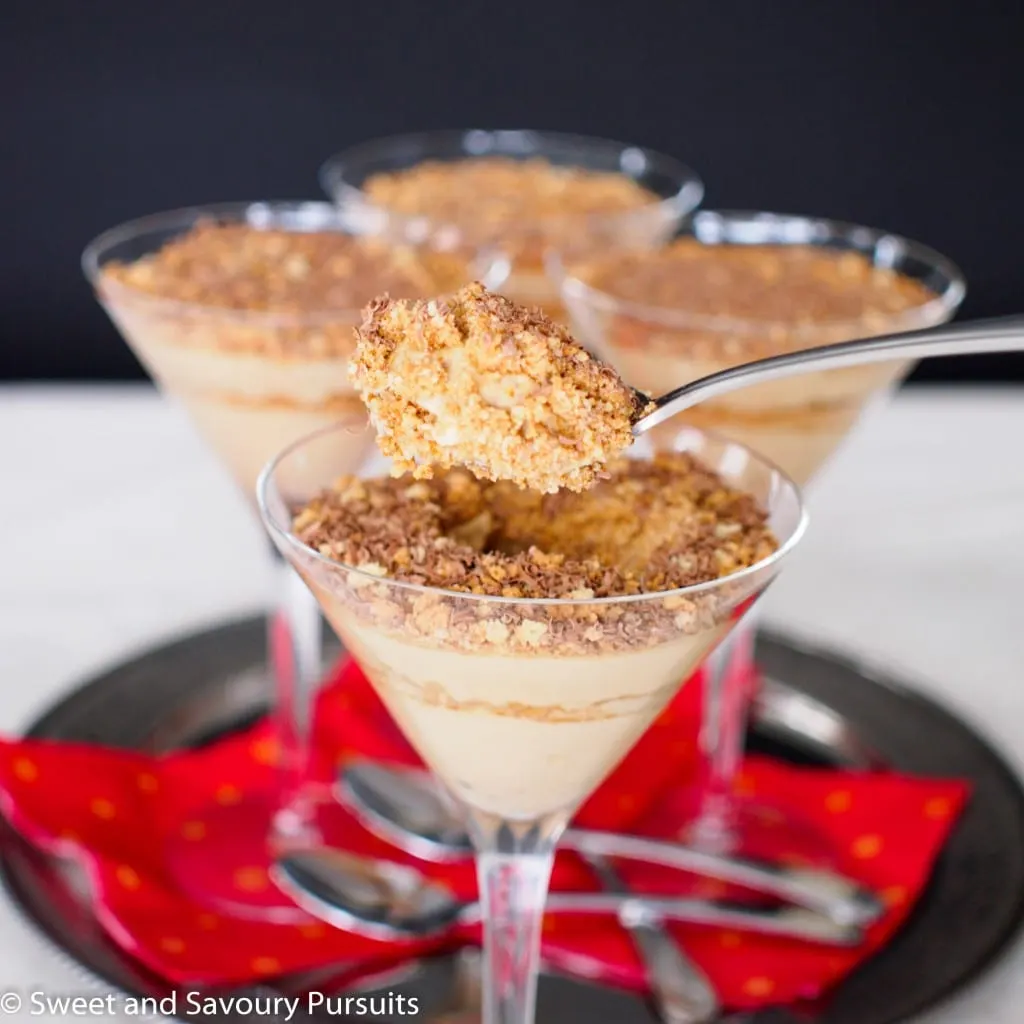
[0,657,968,1012]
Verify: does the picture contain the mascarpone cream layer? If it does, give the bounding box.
[108,305,370,498]
[331,615,726,820]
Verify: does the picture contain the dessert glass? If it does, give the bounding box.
[82,201,490,919]
[320,129,704,322]
[555,209,966,847]
[259,421,806,1024]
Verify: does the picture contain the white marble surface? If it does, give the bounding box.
[1,383,1023,1022]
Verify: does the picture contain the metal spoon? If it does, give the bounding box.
[271,847,862,947]
[632,314,1024,435]
[338,761,881,927]
[585,852,720,1022]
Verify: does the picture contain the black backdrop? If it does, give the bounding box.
[3,0,1023,383]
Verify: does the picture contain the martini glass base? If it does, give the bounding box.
[681,637,859,864]
[678,791,838,867]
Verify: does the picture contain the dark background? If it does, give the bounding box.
[3,0,1022,383]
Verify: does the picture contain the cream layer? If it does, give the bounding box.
[329,613,726,820]
[106,303,371,499]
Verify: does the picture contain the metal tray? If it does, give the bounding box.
[2,618,1023,1023]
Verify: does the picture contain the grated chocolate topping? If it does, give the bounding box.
[97,221,471,357]
[290,453,780,654]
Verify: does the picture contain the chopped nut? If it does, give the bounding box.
[412,599,451,636]
[482,620,510,644]
[515,620,549,646]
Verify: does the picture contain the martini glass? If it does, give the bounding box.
[82,201,480,920]
[555,209,966,849]
[320,128,704,321]
[259,421,806,1024]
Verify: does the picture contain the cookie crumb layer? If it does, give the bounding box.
[98,221,470,357]
[363,156,660,262]
[292,452,778,654]
[574,240,939,359]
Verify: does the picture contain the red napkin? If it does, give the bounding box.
[0,657,968,1012]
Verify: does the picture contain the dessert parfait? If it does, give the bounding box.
[260,285,805,1024]
[83,201,479,499]
[320,129,703,322]
[285,448,782,821]
[268,280,804,820]
[82,202,485,921]
[556,211,965,853]
[557,210,966,487]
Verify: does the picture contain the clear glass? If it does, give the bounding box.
[259,421,806,1024]
[555,209,966,848]
[81,201,491,918]
[320,129,704,321]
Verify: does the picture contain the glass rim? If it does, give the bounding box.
[256,420,808,609]
[552,208,967,334]
[81,199,507,328]
[319,128,706,230]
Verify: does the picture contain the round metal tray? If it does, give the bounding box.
[2,618,1024,1023]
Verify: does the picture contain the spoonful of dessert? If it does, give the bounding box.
[350,281,648,494]
[350,282,1024,494]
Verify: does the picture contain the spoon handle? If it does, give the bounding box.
[584,853,719,1023]
[537,894,860,946]
[457,893,859,945]
[563,829,881,927]
[638,314,1024,434]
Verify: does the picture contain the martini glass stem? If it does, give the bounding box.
[268,550,323,842]
[470,815,562,1024]
[690,607,761,852]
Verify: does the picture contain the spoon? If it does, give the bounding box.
[271,847,862,947]
[632,314,1024,435]
[339,761,882,927]
[584,851,720,1023]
